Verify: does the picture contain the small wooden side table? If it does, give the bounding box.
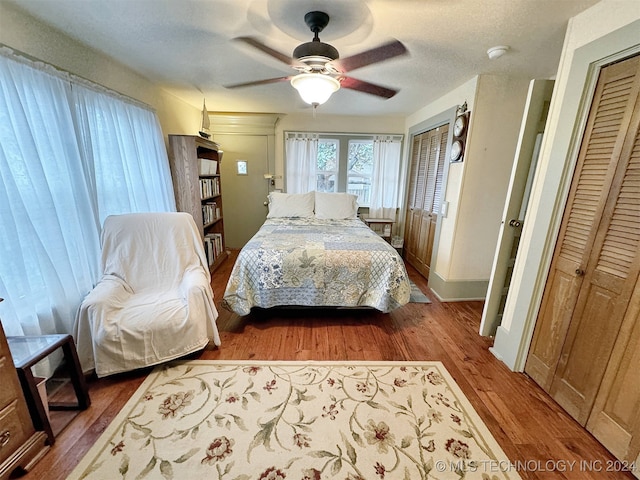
[6,334,90,445]
[362,217,394,242]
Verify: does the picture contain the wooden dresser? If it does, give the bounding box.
[0,315,49,480]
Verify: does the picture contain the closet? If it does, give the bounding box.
[525,54,640,469]
[404,124,448,278]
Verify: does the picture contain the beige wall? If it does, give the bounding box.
[450,75,529,280]
[492,0,640,370]
[403,74,530,300]
[405,78,478,128]
[404,77,478,285]
[0,2,199,139]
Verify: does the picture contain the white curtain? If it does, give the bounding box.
[0,49,175,339]
[285,133,318,193]
[71,83,176,225]
[369,135,402,219]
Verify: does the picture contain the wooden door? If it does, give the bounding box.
[587,273,640,468]
[404,134,427,268]
[422,131,449,278]
[404,125,448,278]
[480,79,554,336]
[526,55,640,425]
[214,134,270,249]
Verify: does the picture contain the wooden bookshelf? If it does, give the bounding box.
[168,134,227,272]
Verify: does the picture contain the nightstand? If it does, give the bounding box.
[362,217,394,242]
[7,334,90,445]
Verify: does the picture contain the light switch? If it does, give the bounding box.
[441,201,449,217]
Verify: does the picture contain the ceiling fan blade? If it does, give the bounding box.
[224,76,291,89]
[234,36,304,69]
[329,40,408,73]
[339,77,398,99]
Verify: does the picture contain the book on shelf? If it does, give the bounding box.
[198,158,218,175]
[199,177,220,199]
[204,232,224,265]
[202,202,219,225]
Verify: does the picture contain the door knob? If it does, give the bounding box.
[575,268,585,276]
[508,219,522,228]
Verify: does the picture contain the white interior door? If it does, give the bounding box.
[480,79,554,336]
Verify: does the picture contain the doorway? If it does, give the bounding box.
[480,79,554,336]
[214,134,271,249]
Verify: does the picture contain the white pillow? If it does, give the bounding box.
[314,191,359,219]
[267,192,315,218]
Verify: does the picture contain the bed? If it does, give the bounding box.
[222,191,411,315]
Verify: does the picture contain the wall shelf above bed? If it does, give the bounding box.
[168,134,227,272]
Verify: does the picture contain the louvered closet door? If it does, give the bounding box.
[587,271,640,467]
[582,64,640,466]
[405,133,427,266]
[417,127,448,275]
[404,125,448,278]
[525,55,640,426]
[415,131,439,274]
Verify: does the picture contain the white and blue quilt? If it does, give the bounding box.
[222,217,411,315]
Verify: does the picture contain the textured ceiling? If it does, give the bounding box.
[5,0,600,116]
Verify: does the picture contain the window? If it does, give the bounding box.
[316,139,339,192]
[0,49,175,344]
[285,132,402,211]
[317,136,374,206]
[347,140,373,206]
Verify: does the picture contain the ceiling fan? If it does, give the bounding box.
[224,11,408,107]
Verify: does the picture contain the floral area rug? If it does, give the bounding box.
[69,361,520,480]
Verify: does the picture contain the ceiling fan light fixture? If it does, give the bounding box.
[290,73,340,106]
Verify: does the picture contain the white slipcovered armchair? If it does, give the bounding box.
[74,212,221,377]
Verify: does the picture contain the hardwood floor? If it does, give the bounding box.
[19,251,636,479]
